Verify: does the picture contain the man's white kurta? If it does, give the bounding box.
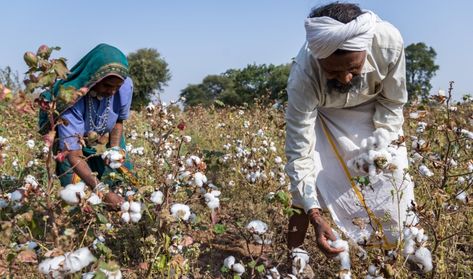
[285,19,416,243]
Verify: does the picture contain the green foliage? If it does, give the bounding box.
[405,42,439,101]
[0,66,22,91]
[180,63,290,107]
[127,48,171,110]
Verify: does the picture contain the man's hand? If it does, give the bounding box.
[308,209,345,258]
[103,192,124,211]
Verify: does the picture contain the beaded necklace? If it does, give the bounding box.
[87,94,112,135]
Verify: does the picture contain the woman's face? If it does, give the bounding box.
[92,75,124,97]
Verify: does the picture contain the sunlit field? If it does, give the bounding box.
[0,48,472,278]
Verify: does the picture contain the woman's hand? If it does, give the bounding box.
[102,192,124,211]
[308,209,345,257]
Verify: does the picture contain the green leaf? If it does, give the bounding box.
[276,190,289,206]
[214,99,225,107]
[96,212,109,224]
[247,260,256,268]
[220,265,230,273]
[255,264,265,273]
[213,224,226,235]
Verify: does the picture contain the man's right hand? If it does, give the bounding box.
[308,208,345,258]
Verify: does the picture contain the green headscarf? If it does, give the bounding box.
[39,43,128,134]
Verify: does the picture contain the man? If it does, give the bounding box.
[285,3,416,257]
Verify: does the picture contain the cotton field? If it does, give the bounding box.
[1,54,473,279]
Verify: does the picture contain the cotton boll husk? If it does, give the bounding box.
[129,201,141,213]
[232,263,245,275]
[150,191,164,205]
[87,193,102,205]
[130,212,142,223]
[121,212,130,223]
[413,247,433,272]
[121,201,130,212]
[223,255,235,269]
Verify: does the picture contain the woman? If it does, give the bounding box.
[39,43,134,202]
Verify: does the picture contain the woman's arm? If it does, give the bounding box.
[66,150,100,188]
[109,120,123,148]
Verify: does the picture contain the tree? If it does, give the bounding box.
[180,63,290,107]
[405,42,439,101]
[0,66,22,92]
[127,48,171,110]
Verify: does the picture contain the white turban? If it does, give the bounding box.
[305,10,379,59]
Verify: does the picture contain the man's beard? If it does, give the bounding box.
[326,75,363,94]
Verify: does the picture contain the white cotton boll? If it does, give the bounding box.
[182,136,192,143]
[286,275,297,279]
[0,199,9,208]
[403,239,416,256]
[292,256,308,275]
[38,255,65,275]
[101,269,122,279]
[109,161,122,169]
[331,239,349,252]
[60,182,86,205]
[194,172,207,187]
[232,263,245,276]
[419,165,434,177]
[204,193,220,209]
[125,190,135,197]
[150,191,164,205]
[368,264,378,276]
[130,212,142,223]
[24,175,39,189]
[121,201,130,212]
[10,190,23,202]
[413,247,433,272]
[373,128,391,149]
[63,247,95,273]
[267,267,280,279]
[416,228,425,243]
[247,220,268,234]
[210,190,221,197]
[178,171,191,180]
[337,252,351,270]
[129,201,141,213]
[87,193,102,205]
[110,151,123,161]
[456,191,467,203]
[274,156,283,164]
[410,226,419,237]
[170,203,191,221]
[82,272,95,279]
[403,227,414,240]
[121,212,130,223]
[223,255,235,269]
[26,139,35,149]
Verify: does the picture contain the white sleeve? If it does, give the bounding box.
[285,61,322,212]
[373,47,407,135]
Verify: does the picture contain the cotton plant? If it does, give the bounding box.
[38,247,95,278]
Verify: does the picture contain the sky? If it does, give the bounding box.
[1,0,472,102]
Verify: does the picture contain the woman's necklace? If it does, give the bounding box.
[87,94,112,135]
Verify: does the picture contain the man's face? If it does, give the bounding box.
[319,50,366,93]
[91,75,124,97]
